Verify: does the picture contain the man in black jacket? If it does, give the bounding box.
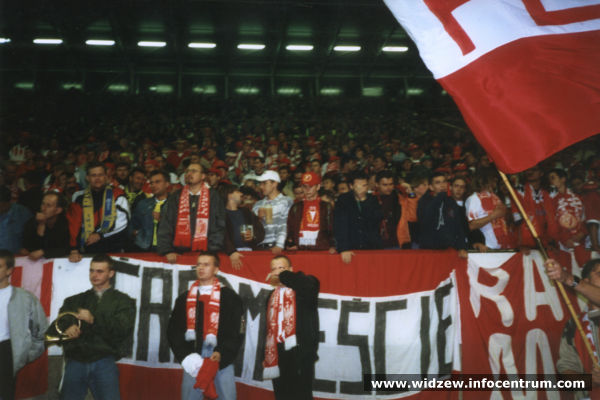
[417,172,468,258]
[21,192,71,259]
[167,252,243,400]
[157,162,225,264]
[263,255,320,400]
[334,171,383,263]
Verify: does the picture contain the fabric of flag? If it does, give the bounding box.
[384,0,600,173]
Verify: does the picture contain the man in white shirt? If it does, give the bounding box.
[0,250,47,400]
[253,171,293,255]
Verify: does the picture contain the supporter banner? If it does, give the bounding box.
[457,251,590,399]
[46,252,461,400]
[383,0,600,173]
[14,250,591,400]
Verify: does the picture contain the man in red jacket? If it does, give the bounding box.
[286,172,334,252]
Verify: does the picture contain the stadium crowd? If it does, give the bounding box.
[1,92,599,267]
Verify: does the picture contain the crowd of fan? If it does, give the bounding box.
[1,93,599,267]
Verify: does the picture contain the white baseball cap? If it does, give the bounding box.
[256,170,281,183]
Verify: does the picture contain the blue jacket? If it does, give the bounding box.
[131,196,165,250]
[0,203,32,252]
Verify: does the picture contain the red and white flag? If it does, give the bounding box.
[384,0,600,173]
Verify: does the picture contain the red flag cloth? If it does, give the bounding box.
[384,0,600,173]
[193,358,219,400]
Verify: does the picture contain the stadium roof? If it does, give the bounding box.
[1,0,440,97]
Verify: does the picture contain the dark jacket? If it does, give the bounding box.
[18,187,43,215]
[266,270,320,364]
[376,192,402,248]
[167,285,243,370]
[417,191,467,250]
[223,207,265,255]
[131,196,166,250]
[456,202,486,248]
[157,187,225,254]
[286,200,334,250]
[59,288,136,362]
[334,192,383,252]
[22,214,71,258]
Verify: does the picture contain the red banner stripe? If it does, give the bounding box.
[112,250,461,297]
[10,266,23,287]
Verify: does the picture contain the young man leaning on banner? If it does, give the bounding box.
[263,255,320,400]
[167,251,243,400]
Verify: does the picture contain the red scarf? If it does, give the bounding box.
[299,199,320,246]
[517,184,558,247]
[477,191,513,249]
[174,184,210,251]
[263,287,297,380]
[185,278,221,344]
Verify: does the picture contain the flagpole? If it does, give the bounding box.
[498,170,599,368]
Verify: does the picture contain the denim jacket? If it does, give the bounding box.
[131,196,164,250]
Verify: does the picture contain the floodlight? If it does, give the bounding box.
[286,45,313,51]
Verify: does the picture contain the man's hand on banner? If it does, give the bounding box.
[166,252,178,264]
[271,246,283,255]
[229,252,244,270]
[341,251,354,264]
[28,249,44,261]
[472,243,489,252]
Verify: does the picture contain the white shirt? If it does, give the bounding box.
[0,285,13,340]
[199,285,213,296]
[465,193,500,250]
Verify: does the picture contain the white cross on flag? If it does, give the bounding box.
[384,0,600,173]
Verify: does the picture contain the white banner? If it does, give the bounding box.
[49,257,461,399]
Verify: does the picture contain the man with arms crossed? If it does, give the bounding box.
[168,252,243,400]
[263,255,320,400]
[0,250,47,400]
[58,254,136,400]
